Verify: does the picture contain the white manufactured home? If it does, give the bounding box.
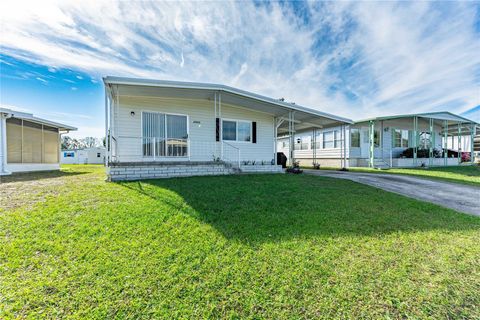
[61,147,106,164]
[0,108,76,175]
[103,77,352,181]
[277,112,478,168]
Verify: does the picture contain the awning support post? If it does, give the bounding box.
[413,116,417,166]
[219,93,223,160]
[273,117,277,164]
[443,120,448,166]
[471,123,476,165]
[288,110,295,167]
[369,120,375,168]
[104,87,109,166]
[457,122,461,164]
[429,118,433,167]
[312,128,316,166]
[343,124,348,169]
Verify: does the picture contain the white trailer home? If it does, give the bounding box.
[61,147,106,164]
[0,108,76,175]
[103,77,352,181]
[277,112,478,168]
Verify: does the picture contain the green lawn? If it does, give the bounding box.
[1,165,480,319]
[313,165,480,186]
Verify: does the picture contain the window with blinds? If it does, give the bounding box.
[6,118,59,164]
[142,112,188,157]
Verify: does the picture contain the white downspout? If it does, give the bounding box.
[273,117,277,165]
[104,87,109,167]
[219,92,223,160]
[109,87,113,164]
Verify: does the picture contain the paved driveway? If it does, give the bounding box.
[304,169,480,216]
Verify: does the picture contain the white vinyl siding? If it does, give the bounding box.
[281,126,349,161]
[114,96,274,163]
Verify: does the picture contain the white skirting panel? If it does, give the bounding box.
[5,163,60,173]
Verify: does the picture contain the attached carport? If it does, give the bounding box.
[104,77,353,168]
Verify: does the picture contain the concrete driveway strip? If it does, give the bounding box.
[303,169,480,216]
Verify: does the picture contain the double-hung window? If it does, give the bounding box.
[222,120,251,142]
[323,131,334,149]
[393,129,409,148]
[142,112,188,157]
[350,129,360,147]
[334,130,342,148]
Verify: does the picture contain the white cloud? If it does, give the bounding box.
[0,0,479,120]
[1,103,99,137]
[35,77,48,84]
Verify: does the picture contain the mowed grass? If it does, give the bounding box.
[1,165,480,319]
[315,165,480,186]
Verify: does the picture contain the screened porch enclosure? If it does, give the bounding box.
[358,113,477,168]
[6,118,60,164]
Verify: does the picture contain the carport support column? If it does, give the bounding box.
[471,123,476,165]
[429,118,433,167]
[369,120,375,168]
[457,122,461,164]
[288,110,295,167]
[343,124,348,169]
[219,92,223,160]
[104,87,109,166]
[413,116,417,166]
[444,120,448,166]
[312,128,316,166]
[0,113,9,175]
[273,117,277,164]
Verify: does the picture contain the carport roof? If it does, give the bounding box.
[103,76,353,129]
[0,107,77,131]
[356,111,478,125]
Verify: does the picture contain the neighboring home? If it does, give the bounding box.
[103,77,353,181]
[61,147,106,164]
[0,108,77,175]
[277,112,478,168]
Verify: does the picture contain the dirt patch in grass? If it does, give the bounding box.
[0,166,100,212]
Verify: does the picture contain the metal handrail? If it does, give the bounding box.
[222,141,241,168]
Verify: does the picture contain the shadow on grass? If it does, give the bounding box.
[0,169,88,183]
[119,174,480,243]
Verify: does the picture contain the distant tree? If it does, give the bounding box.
[61,136,73,150]
[61,136,101,150]
[81,137,100,148]
[102,130,110,150]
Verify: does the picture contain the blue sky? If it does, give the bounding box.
[1,1,479,138]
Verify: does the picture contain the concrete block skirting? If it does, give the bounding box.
[107,162,283,181]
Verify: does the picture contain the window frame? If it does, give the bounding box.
[141,110,190,158]
[322,131,335,149]
[393,129,409,148]
[221,118,252,143]
[350,128,360,148]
